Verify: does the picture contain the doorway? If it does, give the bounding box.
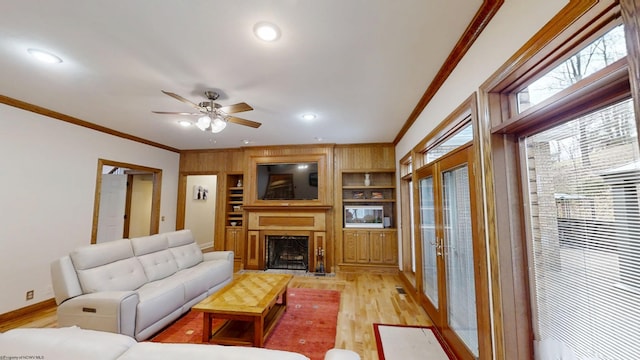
[417,145,480,359]
[183,175,218,250]
[91,159,162,244]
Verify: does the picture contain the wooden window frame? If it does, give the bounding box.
[478,1,640,359]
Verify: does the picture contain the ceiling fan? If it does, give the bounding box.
[153,90,261,133]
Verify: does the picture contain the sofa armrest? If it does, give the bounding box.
[51,256,83,305]
[203,250,234,263]
[57,291,139,338]
[324,349,361,360]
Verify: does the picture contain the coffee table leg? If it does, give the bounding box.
[202,313,212,343]
[254,316,264,347]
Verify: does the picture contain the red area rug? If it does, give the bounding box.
[151,288,341,360]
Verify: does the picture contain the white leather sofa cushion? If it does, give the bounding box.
[325,349,362,360]
[169,242,203,270]
[119,342,310,360]
[71,238,134,270]
[76,257,148,293]
[166,229,195,247]
[131,234,169,256]
[0,326,136,360]
[169,261,229,302]
[135,278,185,332]
[137,249,179,282]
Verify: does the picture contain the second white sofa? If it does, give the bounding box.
[0,327,362,360]
[50,229,233,341]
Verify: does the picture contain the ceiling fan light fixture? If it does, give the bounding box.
[196,115,211,131]
[254,22,280,42]
[27,48,63,64]
[210,115,227,133]
[302,113,317,121]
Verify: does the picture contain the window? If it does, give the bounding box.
[517,25,627,113]
[423,122,473,165]
[482,3,638,358]
[523,98,640,359]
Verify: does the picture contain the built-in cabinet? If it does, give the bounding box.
[340,170,398,268]
[225,174,245,271]
[343,229,397,265]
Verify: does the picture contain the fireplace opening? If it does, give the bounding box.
[266,235,309,271]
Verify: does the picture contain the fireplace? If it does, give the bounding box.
[245,209,328,272]
[266,235,309,271]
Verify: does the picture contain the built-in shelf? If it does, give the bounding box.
[225,174,245,271]
[342,199,395,203]
[226,175,244,226]
[340,171,396,228]
[342,185,395,190]
[339,170,398,268]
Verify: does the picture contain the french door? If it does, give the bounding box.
[417,144,480,359]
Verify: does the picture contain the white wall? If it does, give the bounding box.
[184,175,217,250]
[0,103,180,314]
[396,0,567,157]
[129,174,153,238]
[394,0,568,265]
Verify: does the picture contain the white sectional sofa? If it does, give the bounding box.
[50,230,234,341]
[0,327,361,360]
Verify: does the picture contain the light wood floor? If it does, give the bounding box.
[1,271,431,360]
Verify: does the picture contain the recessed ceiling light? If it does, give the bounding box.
[314,137,324,142]
[241,139,252,145]
[178,120,192,127]
[302,113,317,121]
[253,22,280,42]
[27,48,63,64]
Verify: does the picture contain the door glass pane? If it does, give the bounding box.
[419,175,438,308]
[524,98,640,359]
[443,165,478,356]
[409,179,416,272]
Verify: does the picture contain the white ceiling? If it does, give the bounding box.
[0,0,483,150]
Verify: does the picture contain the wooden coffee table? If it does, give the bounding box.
[192,273,293,347]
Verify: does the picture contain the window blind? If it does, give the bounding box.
[523,98,640,359]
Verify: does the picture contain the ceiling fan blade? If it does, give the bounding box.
[152,111,202,116]
[219,102,253,114]
[161,90,206,112]
[227,116,262,128]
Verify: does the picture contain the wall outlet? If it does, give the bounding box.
[25,290,34,300]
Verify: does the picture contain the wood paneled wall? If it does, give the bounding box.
[177,143,396,272]
[180,148,245,173]
[334,143,396,171]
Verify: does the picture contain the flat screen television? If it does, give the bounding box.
[256,162,319,200]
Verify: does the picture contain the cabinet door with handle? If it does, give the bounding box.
[343,230,358,263]
[369,231,384,263]
[381,231,397,264]
[356,231,370,263]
